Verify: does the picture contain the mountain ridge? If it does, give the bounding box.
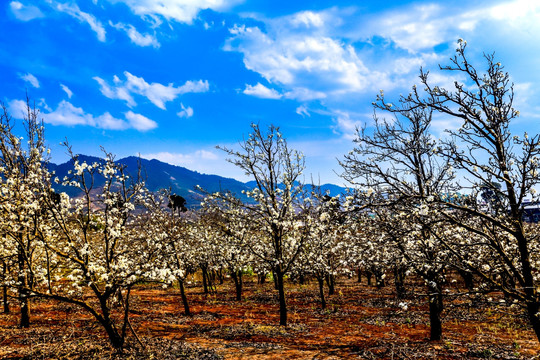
[49,155,346,207]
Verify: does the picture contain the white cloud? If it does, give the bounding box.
[489,0,540,23]
[54,2,106,42]
[226,25,376,93]
[296,105,310,118]
[289,11,325,29]
[177,103,194,118]
[331,110,370,140]
[284,87,326,101]
[177,80,211,93]
[38,98,52,112]
[94,76,136,107]
[364,4,459,53]
[40,100,126,129]
[19,73,40,88]
[60,84,73,98]
[7,99,28,119]
[357,0,540,54]
[110,21,160,48]
[9,1,44,21]
[107,0,243,24]
[225,11,396,105]
[140,150,219,169]
[243,83,282,99]
[125,111,157,131]
[8,99,157,131]
[94,72,209,109]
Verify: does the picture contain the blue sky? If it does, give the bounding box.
[2,0,540,185]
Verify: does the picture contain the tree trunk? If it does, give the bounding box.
[366,271,372,286]
[258,272,266,284]
[526,301,540,343]
[201,265,209,294]
[276,269,287,326]
[217,268,224,285]
[178,278,190,316]
[357,268,362,283]
[325,274,335,295]
[98,296,124,349]
[427,282,443,341]
[18,242,30,328]
[272,270,279,290]
[394,266,406,299]
[318,276,326,309]
[457,269,474,292]
[2,260,9,313]
[231,270,243,301]
[99,314,124,349]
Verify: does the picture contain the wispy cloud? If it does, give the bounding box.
[296,105,310,118]
[54,2,106,42]
[177,103,194,118]
[108,0,244,24]
[8,99,156,132]
[19,73,40,88]
[93,72,209,109]
[60,84,73,98]
[109,21,160,48]
[9,1,44,21]
[140,150,221,175]
[331,110,371,140]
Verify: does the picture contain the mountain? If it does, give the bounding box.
[49,155,346,207]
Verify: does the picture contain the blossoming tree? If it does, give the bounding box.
[217,123,306,326]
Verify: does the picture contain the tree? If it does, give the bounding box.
[0,99,51,328]
[294,191,348,309]
[340,104,455,340]
[143,191,197,316]
[27,149,164,349]
[200,195,253,301]
[376,39,540,343]
[216,123,305,326]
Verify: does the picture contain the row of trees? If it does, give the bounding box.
[1,41,540,348]
[341,40,540,340]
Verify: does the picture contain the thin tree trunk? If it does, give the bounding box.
[178,278,190,316]
[357,268,362,283]
[326,274,335,295]
[428,282,443,341]
[45,248,52,294]
[366,271,372,286]
[394,266,406,299]
[457,268,474,292]
[231,270,243,301]
[201,265,209,294]
[2,260,9,313]
[276,269,287,326]
[272,270,279,290]
[318,276,326,309]
[18,242,30,328]
[217,268,224,285]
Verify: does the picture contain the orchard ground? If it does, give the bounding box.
[0,274,538,359]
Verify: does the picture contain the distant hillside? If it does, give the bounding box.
[49,155,346,207]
